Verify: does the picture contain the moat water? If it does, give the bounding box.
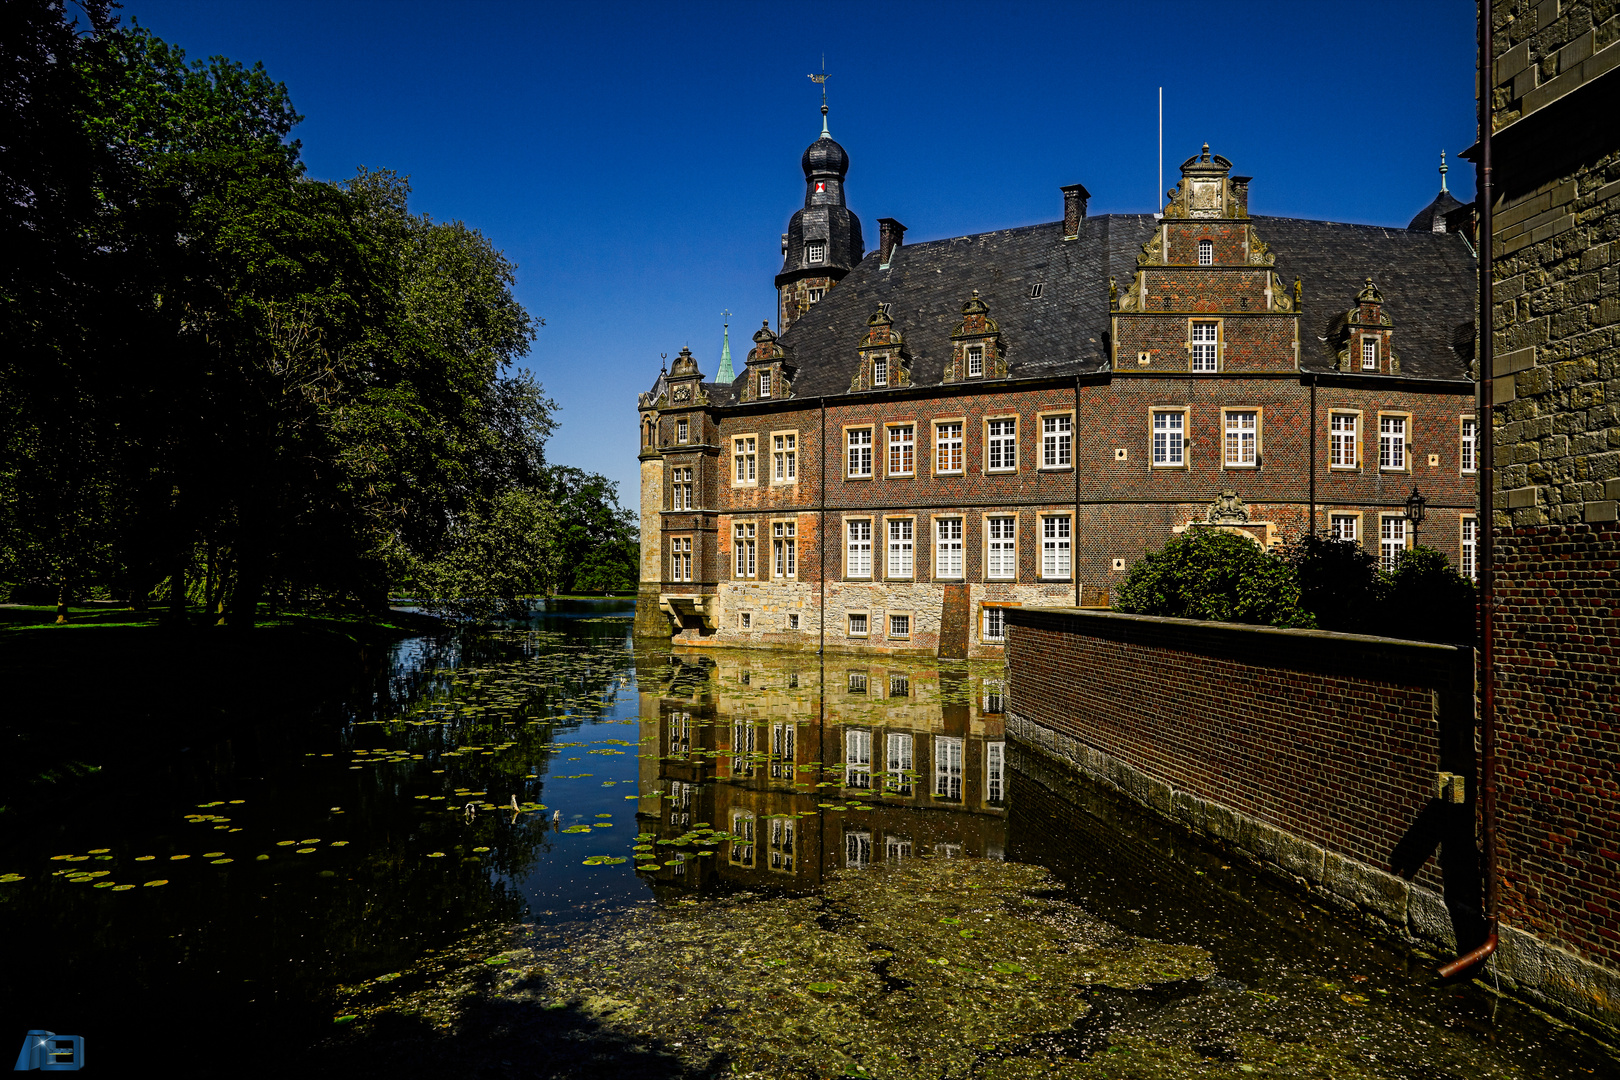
[0,601,1612,1078]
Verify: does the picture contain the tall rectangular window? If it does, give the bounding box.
[768,816,795,872]
[887,425,914,475]
[1197,238,1213,266]
[936,422,964,472]
[885,733,914,795]
[758,370,772,398]
[986,517,1016,579]
[1461,517,1478,580]
[887,519,914,578]
[1042,415,1072,467]
[986,742,1006,804]
[671,467,694,510]
[845,830,872,867]
[773,433,797,481]
[845,729,872,789]
[934,737,963,801]
[734,437,756,482]
[770,722,796,779]
[1152,411,1184,466]
[1224,411,1257,466]
[967,344,984,377]
[1361,337,1378,370]
[1330,515,1358,543]
[729,811,755,867]
[1330,413,1358,468]
[935,518,963,578]
[987,418,1016,471]
[846,520,871,578]
[773,521,796,578]
[1380,515,1407,572]
[982,606,1005,642]
[670,537,692,581]
[733,522,756,578]
[1041,516,1071,578]
[872,354,888,386]
[847,429,872,477]
[1191,322,1218,371]
[731,721,757,776]
[676,418,688,443]
[1379,416,1407,471]
[1460,418,1478,474]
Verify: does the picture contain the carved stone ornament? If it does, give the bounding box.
[1137,229,1165,267]
[1246,227,1275,266]
[672,385,691,402]
[1204,490,1250,524]
[943,291,1008,382]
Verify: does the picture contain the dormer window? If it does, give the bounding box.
[1198,239,1213,266]
[872,355,888,387]
[806,241,826,264]
[1361,338,1378,370]
[967,345,984,377]
[758,370,772,398]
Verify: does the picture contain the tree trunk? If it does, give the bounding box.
[167,549,187,625]
[55,579,69,624]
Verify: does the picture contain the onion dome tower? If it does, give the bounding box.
[775,86,864,333]
[1408,151,1464,233]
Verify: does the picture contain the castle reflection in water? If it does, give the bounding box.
[634,649,1007,890]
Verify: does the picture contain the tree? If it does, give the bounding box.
[1279,535,1383,635]
[1113,530,1314,629]
[1383,546,1476,646]
[544,466,639,594]
[410,489,561,621]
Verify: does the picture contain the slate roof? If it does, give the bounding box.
[676,212,1475,405]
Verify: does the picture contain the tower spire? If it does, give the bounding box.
[717,310,735,383]
[809,58,829,140]
[1439,149,1448,192]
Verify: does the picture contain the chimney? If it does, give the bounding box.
[1061,184,1091,239]
[878,218,908,266]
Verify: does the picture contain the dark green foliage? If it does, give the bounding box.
[545,466,639,594]
[1384,546,1476,646]
[1279,535,1382,635]
[1112,530,1315,629]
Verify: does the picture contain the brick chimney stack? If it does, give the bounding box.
[1061,184,1091,239]
[878,218,908,266]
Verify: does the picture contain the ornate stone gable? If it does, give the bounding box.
[736,322,797,403]
[1329,278,1400,374]
[942,291,1009,383]
[663,347,710,409]
[848,307,911,392]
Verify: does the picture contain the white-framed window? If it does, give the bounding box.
[768,816,795,872]
[935,421,964,473]
[1330,515,1358,543]
[671,467,693,509]
[846,519,871,578]
[807,287,824,304]
[983,679,1005,713]
[773,521,797,578]
[733,522,756,578]
[935,518,963,578]
[758,370,772,398]
[787,612,800,630]
[872,354,888,387]
[1330,413,1358,469]
[669,712,690,757]
[1041,515,1071,578]
[1461,417,1478,474]
[1197,238,1213,266]
[933,737,963,801]
[739,612,752,629]
[731,720,757,776]
[806,240,826,263]
[1380,515,1408,572]
[986,741,1006,804]
[733,436,757,483]
[729,810,755,867]
[967,344,984,377]
[845,729,872,789]
[773,433,797,481]
[1361,337,1379,370]
[986,516,1016,580]
[848,670,868,693]
[1191,321,1218,371]
[1152,410,1184,466]
[1461,516,1478,580]
[676,418,688,443]
[1379,415,1408,471]
[847,428,873,477]
[886,834,913,860]
[887,518,914,578]
[845,830,872,867]
[887,424,914,475]
[1224,410,1258,467]
[982,606,1006,642]
[885,733,914,795]
[987,418,1016,471]
[848,612,868,637]
[770,721,796,779]
[889,673,909,697]
[888,613,910,638]
[669,536,692,581]
[1042,414,1072,467]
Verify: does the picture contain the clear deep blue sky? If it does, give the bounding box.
[119,0,1479,499]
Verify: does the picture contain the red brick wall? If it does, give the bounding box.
[1493,519,1620,970]
[1005,607,1475,894]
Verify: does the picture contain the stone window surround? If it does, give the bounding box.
[769,428,799,485]
[1377,512,1411,571]
[846,609,870,638]
[980,601,1018,644]
[1187,317,1224,373]
[982,413,1019,474]
[1328,408,1363,471]
[1039,510,1075,582]
[884,420,917,478]
[843,424,875,480]
[1328,510,1364,545]
[1148,406,1190,470]
[770,517,798,580]
[1376,410,1413,474]
[732,432,760,487]
[1459,414,1478,476]
[883,514,916,582]
[1221,406,1262,470]
[1360,335,1380,371]
[930,514,965,581]
[844,515,874,580]
[981,512,1019,583]
[1036,409,1075,471]
[932,416,967,476]
[886,610,913,640]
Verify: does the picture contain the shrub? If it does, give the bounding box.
[1279,535,1382,635]
[1384,546,1476,646]
[1112,530,1314,629]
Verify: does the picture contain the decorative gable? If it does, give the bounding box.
[663,347,710,409]
[942,291,1007,382]
[1330,278,1400,374]
[736,321,797,403]
[848,307,910,392]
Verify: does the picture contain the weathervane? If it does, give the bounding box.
[809,56,830,138]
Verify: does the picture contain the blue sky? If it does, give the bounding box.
[118,0,1478,499]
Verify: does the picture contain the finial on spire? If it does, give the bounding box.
[809,57,830,139]
[1201,142,1210,162]
[717,310,736,383]
[1439,149,1448,192]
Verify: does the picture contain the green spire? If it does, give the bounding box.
[716,309,735,383]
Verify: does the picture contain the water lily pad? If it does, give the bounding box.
[427,852,446,858]
[142,880,168,887]
[806,982,837,993]
[296,848,317,854]
[211,858,233,864]
[88,848,110,854]
[111,884,134,891]
[203,852,225,858]
[169,855,189,861]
